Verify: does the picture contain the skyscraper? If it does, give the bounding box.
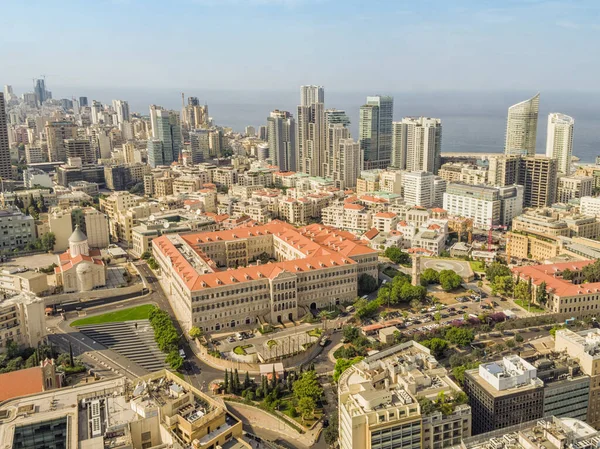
[297,86,325,176]
[267,110,296,172]
[91,100,102,125]
[300,85,324,107]
[403,171,435,208]
[79,97,88,107]
[335,139,361,189]
[45,121,77,162]
[359,95,393,170]
[112,100,130,125]
[325,123,350,179]
[505,93,540,157]
[325,109,351,127]
[182,97,209,130]
[0,93,12,180]
[149,105,163,138]
[3,86,14,102]
[189,129,210,164]
[34,78,50,105]
[154,109,182,163]
[546,113,574,175]
[392,117,442,174]
[65,139,95,165]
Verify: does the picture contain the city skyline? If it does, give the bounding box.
[2,1,599,92]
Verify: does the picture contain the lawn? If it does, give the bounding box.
[71,304,155,327]
[383,267,400,278]
[307,328,323,338]
[513,299,546,313]
[267,340,277,348]
[233,344,253,355]
[469,261,486,272]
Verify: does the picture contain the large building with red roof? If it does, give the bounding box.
[512,260,600,314]
[152,220,378,332]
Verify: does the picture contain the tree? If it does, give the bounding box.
[244,371,251,389]
[69,342,74,367]
[445,327,475,346]
[515,334,524,343]
[234,369,240,393]
[141,250,152,260]
[324,415,339,446]
[56,353,71,366]
[224,369,229,392]
[420,268,440,285]
[491,275,514,297]
[486,262,512,283]
[514,282,531,304]
[439,270,462,292]
[561,268,575,281]
[384,247,411,265]
[358,274,378,295]
[293,370,323,402]
[189,326,202,339]
[40,232,56,251]
[333,357,363,382]
[433,311,441,322]
[421,338,448,357]
[537,281,548,305]
[582,259,600,283]
[452,362,479,386]
[165,350,184,371]
[298,396,316,422]
[410,299,422,311]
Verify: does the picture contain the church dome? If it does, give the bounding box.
[69,225,88,243]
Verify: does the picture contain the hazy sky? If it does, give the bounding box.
[2,0,599,92]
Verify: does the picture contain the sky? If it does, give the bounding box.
[1,0,599,93]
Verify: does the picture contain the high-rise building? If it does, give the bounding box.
[300,85,324,106]
[3,85,14,102]
[505,93,540,156]
[333,138,360,189]
[91,100,102,124]
[154,109,182,163]
[65,139,95,165]
[182,97,209,129]
[34,78,50,105]
[518,156,557,208]
[360,95,393,170]
[189,129,210,164]
[78,96,88,107]
[267,110,296,172]
[147,139,170,168]
[325,109,351,127]
[258,125,268,141]
[392,117,442,173]
[297,88,325,176]
[149,104,163,138]
[488,155,520,186]
[0,93,12,180]
[546,113,574,175]
[325,123,350,179]
[45,120,77,162]
[403,171,435,207]
[112,99,130,125]
[556,175,593,203]
[245,125,256,137]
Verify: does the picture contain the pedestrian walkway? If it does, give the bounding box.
[77,320,167,372]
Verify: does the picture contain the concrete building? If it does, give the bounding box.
[0,292,46,353]
[404,171,435,208]
[556,175,593,203]
[332,138,361,189]
[45,120,77,162]
[360,95,394,170]
[0,370,246,449]
[0,93,12,180]
[25,145,45,164]
[23,168,53,189]
[488,155,520,187]
[297,98,325,176]
[464,356,544,434]
[554,328,600,428]
[546,113,574,175]
[48,208,74,251]
[72,207,110,249]
[267,109,296,172]
[392,117,442,174]
[189,128,210,163]
[519,156,558,208]
[0,267,49,296]
[338,341,471,449]
[460,416,600,449]
[580,196,600,217]
[443,183,523,228]
[0,207,35,252]
[505,93,540,157]
[152,220,378,331]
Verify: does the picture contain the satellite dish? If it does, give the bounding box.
[149,215,155,221]
[163,222,170,229]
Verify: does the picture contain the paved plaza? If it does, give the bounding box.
[420,258,474,280]
[76,320,167,372]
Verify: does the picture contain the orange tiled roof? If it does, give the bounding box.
[359,195,388,204]
[0,367,44,401]
[512,260,598,297]
[344,203,365,211]
[375,212,396,219]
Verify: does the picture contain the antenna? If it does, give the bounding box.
[181,92,185,109]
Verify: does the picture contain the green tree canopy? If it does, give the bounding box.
[384,247,411,265]
[420,268,440,285]
[439,270,462,292]
[445,327,475,346]
[358,274,378,295]
[293,370,323,403]
[486,262,512,283]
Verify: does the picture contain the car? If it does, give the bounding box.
[502,331,515,336]
[447,307,456,312]
[441,313,449,319]
[460,305,469,309]
[227,336,236,343]
[179,348,186,359]
[412,320,421,325]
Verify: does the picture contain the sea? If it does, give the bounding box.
[47,87,600,163]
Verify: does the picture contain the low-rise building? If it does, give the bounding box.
[0,207,36,252]
[0,292,46,354]
[556,175,593,203]
[0,268,49,296]
[338,341,472,449]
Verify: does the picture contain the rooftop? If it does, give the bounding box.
[512,260,598,298]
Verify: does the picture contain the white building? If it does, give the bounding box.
[546,113,574,175]
[23,168,53,189]
[392,117,442,173]
[580,196,600,217]
[403,171,435,207]
[0,292,46,354]
[556,175,593,204]
[443,183,523,228]
[505,93,540,157]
